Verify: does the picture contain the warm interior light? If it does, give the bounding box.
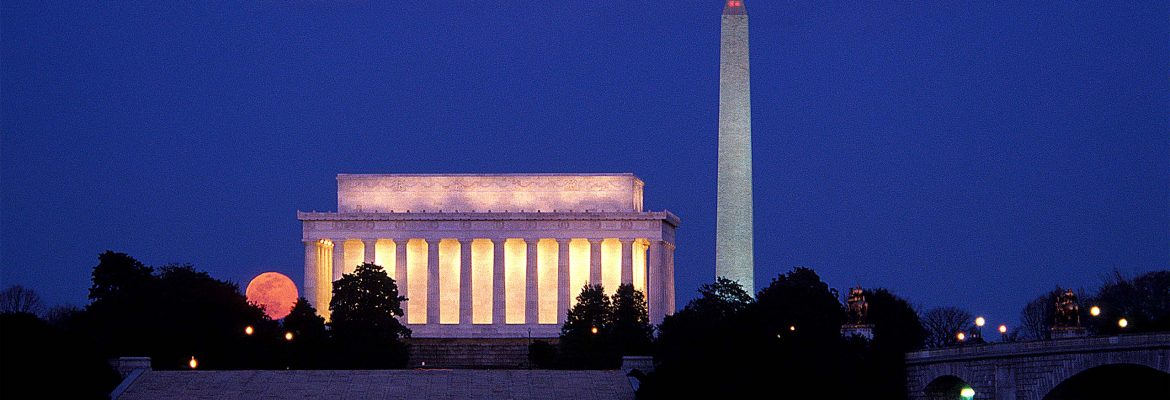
[343,240,363,275]
[538,239,558,324]
[601,239,621,295]
[406,239,428,324]
[438,239,461,324]
[471,239,494,324]
[375,239,395,279]
[505,239,526,324]
[568,239,590,307]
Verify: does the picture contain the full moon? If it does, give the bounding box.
[246,272,298,320]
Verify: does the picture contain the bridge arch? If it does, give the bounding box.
[1043,363,1170,400]
[923,375,975,400]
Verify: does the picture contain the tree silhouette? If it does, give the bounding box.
[328,263,409,368]
[922,306,974,348]
[558,284,614,369]
[0,285,42,315]
[610,284,653,357]
[282,297,328,369]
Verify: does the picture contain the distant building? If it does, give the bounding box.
[299,173,679,340]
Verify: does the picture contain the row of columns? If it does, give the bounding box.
[305,237,667,326]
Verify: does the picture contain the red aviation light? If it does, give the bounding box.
[728,1,743,7]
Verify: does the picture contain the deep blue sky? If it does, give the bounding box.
[3,1,1167,329]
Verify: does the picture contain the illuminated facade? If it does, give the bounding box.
[716,0,755,294]
[299,173,679,338]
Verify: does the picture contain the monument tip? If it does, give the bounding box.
[723,0,746,15]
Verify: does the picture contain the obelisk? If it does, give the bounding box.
[716,0,754,294]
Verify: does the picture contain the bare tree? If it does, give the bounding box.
[921,306,973,348]
[0,285,43,315]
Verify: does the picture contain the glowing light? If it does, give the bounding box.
[591,326,599,334]
[960,387,975,399]
[1090,306,1101,317]
[998,324,1007,334]
[504,239,526,324]
[957,332,966,341]
[538,239,558,324]
[439,239,461,324]
[188,356,198,369]
[789,325,796,332]
[727,0,742,7]
[406,239,428,324]
[244,326,254,336]
[601,238,621,296]
[471,239,494,324]
[1118,318,1128,328]
[284,332,294,341]
[975,317,985,327]
[568,239,591,308]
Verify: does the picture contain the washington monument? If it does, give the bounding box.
[715,0,754,294]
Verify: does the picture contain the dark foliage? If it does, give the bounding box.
[1018,288,1065,340]
[921,306,974,348]
[558,284,615,369]
[610,284,654,357]
[639,270,926,400]
[328,263,410,369]
[1086,270,1170,335]
[528,340,558,369]
[1,312,121,399]
[80,252,280,370]
[283,297,328,369]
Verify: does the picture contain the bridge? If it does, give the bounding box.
[905,333,1170,399]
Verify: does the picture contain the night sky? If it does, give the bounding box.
[3,1,1167,330]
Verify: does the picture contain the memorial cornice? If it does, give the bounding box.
[298,210,680,227]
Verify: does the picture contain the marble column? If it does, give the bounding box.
[395,239,408,322]
[557,238,571,324]
[459,239,473,325]
[664,241,676,313]
[362,239,377,264]
[492,238,506,325]
[588,238,603,286]
[620,238,634,286]
[647,240,664,325]
[525,238,540,325]
[331,239,345,282]
[426,238,440,325]
[303,240,317,309]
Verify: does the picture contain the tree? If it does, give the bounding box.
[610,284,653,357]
[0,285,42,316]
[88,250,152,302]
[81,256,277,370]
[558,284,614,369]
[1088,270,1170,334]
[282,297,328,369]
[922,306,974,348]
[328,263,409,368]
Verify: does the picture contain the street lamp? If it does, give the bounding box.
[284,332,295,341]
[244,326,254,336]
[1090,306,1101,317]
[188,356,198,369]
[998,324,1007,342]
[956,332,966,342]
[590,326,598,335]
[974,317,985,341]
[1118,318,1128,329]
[960,386,975,399]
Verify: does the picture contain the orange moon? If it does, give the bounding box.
[246,272,298,320]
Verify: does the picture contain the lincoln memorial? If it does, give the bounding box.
[298,173,679,339]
